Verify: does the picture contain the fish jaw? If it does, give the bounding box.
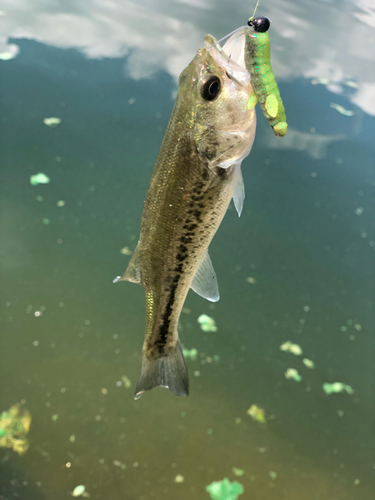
[208,28,250,86]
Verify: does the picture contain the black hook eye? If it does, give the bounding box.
[201,76,221,101]
[248,17,270,33]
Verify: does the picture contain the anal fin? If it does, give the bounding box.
[113,242,142,285]
[190,250,219,302]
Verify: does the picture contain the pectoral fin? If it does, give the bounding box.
[113,242,142,285]
[190,250,220,302]
[232,163,245,217]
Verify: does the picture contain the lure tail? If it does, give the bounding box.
[134,339,189,399]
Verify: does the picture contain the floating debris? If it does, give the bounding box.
[302,358,315,369]
[0,404,31,455]
[198,314,217,332]
[174,474,185,483]
[183,348,198,360]
[206,478,244,500]
[43,117,61,127]
[246,277,257,284]
[330,103,354,117]
[280,341,303,356]
[71,485,86,497]
[57,200,66,207]
[51,414,59,421]
[311,77,330,86]
[343,79,358,89]
[42,218,50,225]
[69,435,76,443]
[322,382,354,395]
[285,368,302,382]
[0,51,17,60]
[120,246,132,255]
[232,467,245,477]
[0,44,19,61]
[113,459,127,469]
[247,404,266,424]
[121,376,132,388]
[30,173,50,186]
[354,207,364,215]
[269,471,278,480]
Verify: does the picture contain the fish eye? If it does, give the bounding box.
[201,76,221,101]
[248,16,270,33]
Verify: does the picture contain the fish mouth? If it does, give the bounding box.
[204,28,250,87]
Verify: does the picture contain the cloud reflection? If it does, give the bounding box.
[265,128,346,160]
[1,0,204,80]
[1,0,375,114]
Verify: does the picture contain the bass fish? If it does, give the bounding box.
[115,30,257,399]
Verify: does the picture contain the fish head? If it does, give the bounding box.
[177,28,256,169]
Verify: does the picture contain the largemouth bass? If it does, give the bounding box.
[115,30,256,399]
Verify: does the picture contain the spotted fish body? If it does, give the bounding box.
[245,23,288,137]
[115,32,256,399]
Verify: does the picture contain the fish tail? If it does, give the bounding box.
[134,338,189,400]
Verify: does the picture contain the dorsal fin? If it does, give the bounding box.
[190,250,220,302]
[113,242,142,285]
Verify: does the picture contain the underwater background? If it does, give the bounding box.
[1,0,374,499]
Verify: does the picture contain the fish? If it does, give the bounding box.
[115,29,257,399]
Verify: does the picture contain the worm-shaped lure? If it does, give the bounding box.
[245,17,288,137]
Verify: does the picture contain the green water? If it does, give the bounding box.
[1,1,374,499]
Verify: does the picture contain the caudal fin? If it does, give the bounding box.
[134,339,189,400]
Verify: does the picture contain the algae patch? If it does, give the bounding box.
[43,117,62,127]
[206,478,244,500]
[0,404,31,455]
[280,341,303,356]
[198,314,217,332]
[285,368,302,382]
[323,382,354,395]
[30,173,50,186]
[247,404,266,424]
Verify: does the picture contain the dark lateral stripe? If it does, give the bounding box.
[156,178,209,350]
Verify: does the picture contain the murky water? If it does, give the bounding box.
[1,1,374,499]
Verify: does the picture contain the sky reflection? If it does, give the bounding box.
[1,0,375,115]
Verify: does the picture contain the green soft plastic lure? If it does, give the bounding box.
[245,16,288,137]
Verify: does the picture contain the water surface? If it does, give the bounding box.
[1,1,374,499]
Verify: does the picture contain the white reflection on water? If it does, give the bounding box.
[265,128,346,160]
[0,0,203,80]
[1,0,375,113]
[354,0,375,27]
